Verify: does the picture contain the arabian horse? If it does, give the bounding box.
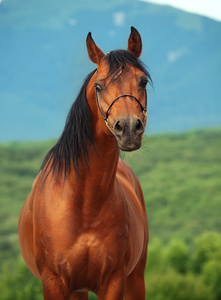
[18,27,151,299]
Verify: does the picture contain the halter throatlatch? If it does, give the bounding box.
[95,89,147,135]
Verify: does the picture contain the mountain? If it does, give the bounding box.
[1,0,221,141]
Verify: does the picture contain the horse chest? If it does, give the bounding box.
[63,224,129,290]
[71,209,129,262]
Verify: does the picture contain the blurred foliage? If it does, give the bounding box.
[146,269,214,300]
[123,128,221,242]
[0,128,221,299]
[0,256,42,300]
[192,232,221,273]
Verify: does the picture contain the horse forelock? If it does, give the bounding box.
[104,50,152,85]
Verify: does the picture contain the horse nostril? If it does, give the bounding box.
[135,119,144,133]
[114,120,124,136]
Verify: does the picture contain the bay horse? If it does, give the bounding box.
[18,27,150,299]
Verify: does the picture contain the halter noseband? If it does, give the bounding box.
[95,88,147,135]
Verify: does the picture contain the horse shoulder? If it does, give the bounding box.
[116,158,148,274]
[32,170,42,188]
[18,171,46,279]
[117,158,145,208]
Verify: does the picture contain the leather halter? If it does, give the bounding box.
[95,88,147,135]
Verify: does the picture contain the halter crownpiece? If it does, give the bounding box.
[95,88,147,135]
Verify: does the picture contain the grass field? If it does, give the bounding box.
[0,128,220,299]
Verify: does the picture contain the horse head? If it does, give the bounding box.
[86,27,151,152]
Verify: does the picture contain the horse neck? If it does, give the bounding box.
[85,135,119,190]
[68,136,119,211]
[68,81,120,202]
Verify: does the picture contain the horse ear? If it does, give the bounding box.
[86,32,105,64]
[127,26,142,57]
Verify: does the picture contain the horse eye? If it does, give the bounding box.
[94,83,103,92]
[140,78,148,88]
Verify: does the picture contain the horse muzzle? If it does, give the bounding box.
[113,117,144,151]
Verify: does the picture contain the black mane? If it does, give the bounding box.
[41,69,96,178]
[41,50,151,178]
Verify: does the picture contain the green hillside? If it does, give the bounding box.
[0,128,221,299]
[123,128,221,242]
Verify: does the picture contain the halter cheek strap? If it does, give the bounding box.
[95,89,147,134]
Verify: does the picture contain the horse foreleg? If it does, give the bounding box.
[124,254,147,300]
[97,271,126,300]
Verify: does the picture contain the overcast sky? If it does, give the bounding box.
[0,0,221,22]
[140,0,221,22]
